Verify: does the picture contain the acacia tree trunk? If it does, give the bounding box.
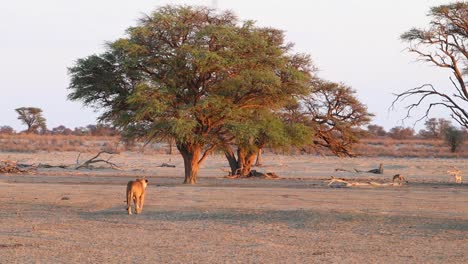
[224,146,258,177]
[224,145,238,176]
[255,148,263,166]
[177,143,202,184]
[237,148,257,177]
[168,138,175,155]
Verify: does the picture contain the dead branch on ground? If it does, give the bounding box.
[0,160,36,173]
[158,163,176,168]
[225,170,280,180]
[37,164,70,169]
[327,176,405,188]
[158,159,176,168]
[75,151,121,170]
[1,151,122,173]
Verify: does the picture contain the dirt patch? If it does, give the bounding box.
[0,153,467,263]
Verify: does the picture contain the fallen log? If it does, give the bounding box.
[225,170,280,179]
[1,151,123,173]
[37,164,70,169]
[336,163,384,174]
[327,176,405,188]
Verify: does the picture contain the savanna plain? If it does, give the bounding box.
[0,138,467,263]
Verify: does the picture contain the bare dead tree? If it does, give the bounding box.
[392,2,468,128]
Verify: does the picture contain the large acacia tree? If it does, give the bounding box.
[68,6,312,184]
[393,2,468,128]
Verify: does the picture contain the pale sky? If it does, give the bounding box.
[0,0,458,131]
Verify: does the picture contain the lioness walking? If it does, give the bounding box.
[126,178,148,215]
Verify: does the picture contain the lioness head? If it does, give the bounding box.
[136,178,149,189]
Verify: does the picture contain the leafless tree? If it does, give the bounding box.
[392,2,468,128]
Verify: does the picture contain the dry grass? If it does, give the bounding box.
[0,134,169,154]
[355,138,468,158]
[1,167,467,263]
[0,151,467,262]
[0,134,467,158]
[0,134,115,153]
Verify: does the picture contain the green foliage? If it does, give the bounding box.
[226,110,310,152]
[68,6,311,145]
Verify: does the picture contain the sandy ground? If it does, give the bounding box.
[0,152,467,263]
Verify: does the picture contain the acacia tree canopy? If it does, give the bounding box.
[283,80,372,156]
[223,109,312,176]
[68,5,313,184]
[222,77,371,177]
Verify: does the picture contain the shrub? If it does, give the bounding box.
[444,127,465,152]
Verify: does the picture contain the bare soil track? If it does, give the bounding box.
[0,153,467,263]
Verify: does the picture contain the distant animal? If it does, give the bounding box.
[126,178,148,215]
[392,174,408,184]
[447,168,462,184]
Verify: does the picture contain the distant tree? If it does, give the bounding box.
[51,125,73,135]
[87,124,119,136]
[0,126,15,134]
[73,127,90,136]
[418,118,453,139]
[392,2,468,129]
[302,81,372,156]
[367,124,387,137]
[68,5,312,184]
[15,107,47,134]
[86,125,97,134]
[444,127,465,152]
[282,80,372,156]
[388,126,415,140]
